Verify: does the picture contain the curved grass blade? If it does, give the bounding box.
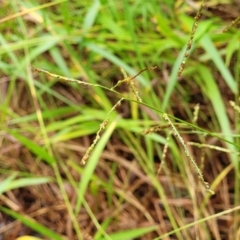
[96,225,158,240]
[0,206,63,240]
[7,130,55,164]
[197,65,237,167]
[200,35,236,93]
[161,45,187,111]
[6,177,52,190]
[0,172,18,195]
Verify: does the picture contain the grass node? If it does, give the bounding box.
[111,66,157,102]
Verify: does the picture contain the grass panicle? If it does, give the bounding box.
[192,104,200,124]
[32,66,100,88]
[80,98,124,165]
[163,113,215,195]
[143,123,190,134]
[229,100,240,114]
[188,142,240,155]
[223,15,240,33]
[177,0,205,77]
[157,132,171,177]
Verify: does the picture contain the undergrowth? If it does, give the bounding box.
[0,0,240,239]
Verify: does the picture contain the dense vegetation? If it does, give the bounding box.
[0,0,239,239]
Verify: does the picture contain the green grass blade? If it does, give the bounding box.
[161,45,187,111]
[82,0,100,32]
[49,47,71,76]
[198,65,237,166]
[0,206,63,240]
[86,43,150,87]
[0,172,18,195]
[9,106,73,124]
[7,130,55,164]
[200,35,236,93]
[96,225,158,240]
[7,177,52,190]
[0,36,68,55]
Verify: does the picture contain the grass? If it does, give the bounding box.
[0,0,239,239]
